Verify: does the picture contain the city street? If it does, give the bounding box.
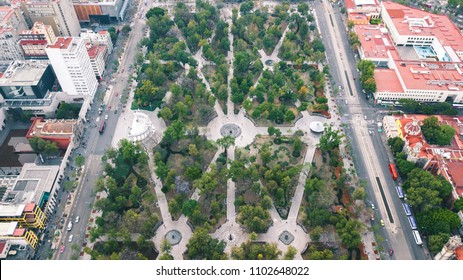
[49,0,151,260]
[313,0,427,259]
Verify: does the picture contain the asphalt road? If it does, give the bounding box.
[47,0,151,260]
[313,0,428,260]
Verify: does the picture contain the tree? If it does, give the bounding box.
[336,218,362,249]
[317,125,343,154]
[403,169,452,212]
[122,25,132,34]
[353,187,366,201]
[231,240,282,260]
[56,102,80,119]
[185,227,227,260]
[283,246,298,260]
[28,137,59,157]
[387,137,405,155]
[363,77,376,93]
[310,226,323,242]
[75,155,85,168]
[216,136,235,150]
[240,1,254,14]
[416,208,461,235]
[421,116,456,146]
[396,159,416,178]
[292,137,303,157]
[238,205,271,233]
[453,197,463,212]
[428,233,450,254]
[307,247,334,260]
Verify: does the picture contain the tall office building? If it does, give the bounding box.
[20,0,81,37]
[45,37,97,97]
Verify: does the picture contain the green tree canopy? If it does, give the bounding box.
[421,116,456,146]
[417,208,461,235]
[28,137,59,156]
[185,227,227,260]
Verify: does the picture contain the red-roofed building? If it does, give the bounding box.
[351,1,463,104]
[384,114,463,199]
[26,117,81,149]
[381,1,463,61]
[355,25,395,66]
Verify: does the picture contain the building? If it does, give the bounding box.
[87,44,105,78]
[380,1,463,61]
[349,1,463,103]
[72,0,128,23]
[80,29,113,59]
[18,22,57,59]
[0,162,61,217]
[20,0,81,37]
[0,60,58,100]
[383,114,463,199]
[26,117,82,149]
[354,24,394,67]
[0,222,39,249]
[45,37,98,97]
[434,235,463,260]
[0,5,28,38]
[0,27,24,62]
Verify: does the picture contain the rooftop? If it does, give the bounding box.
[46,37,73,50]
[395,61,463,92]
[0,222,18,236]
[87,45,98,58]
[0,163,60,208]
[0,60,51,87]
[382,1,463,53]
[27,117,76,139]
[0,205,25,217]
[355,25,395,59]
[0,6,15,24]
[374,69,404,93]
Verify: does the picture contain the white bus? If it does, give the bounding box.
[412,230,423,245]
[403,203,412,216]
[408,216,417,230]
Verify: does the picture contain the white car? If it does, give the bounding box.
[68,234,74,243]
[104,114,108,120]
[371,204,375,210]
[75,216,80,223]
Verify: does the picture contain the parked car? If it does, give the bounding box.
[75,216,80,223]
[59,245,65,253]
[371,204,375,210]
[380,219,385,227]
[68,235,74,243]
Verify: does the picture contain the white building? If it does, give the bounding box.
[87,45,106,78]
[371,2,463,104]
[45,37,97,97]
[0,5,28,39]
[20,0,81,37]
[0,28,24,62]
[80,29,113,60]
